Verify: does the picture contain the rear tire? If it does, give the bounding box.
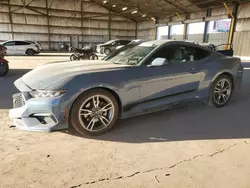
[0,62,9,76]
[207,75,233,108]
[26,49,35,56]
[70,89,119,136]
[70,54,80,61]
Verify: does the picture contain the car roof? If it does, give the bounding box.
[140,40,215,48]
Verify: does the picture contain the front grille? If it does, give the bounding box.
[13,93,26,108]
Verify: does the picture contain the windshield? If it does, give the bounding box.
[106,43,157,65]
[104,40,116,45]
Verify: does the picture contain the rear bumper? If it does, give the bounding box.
[9,93,68,132]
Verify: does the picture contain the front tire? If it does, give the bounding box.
[70,89,119,136]
[207,75,233,108]
[104,48,111,55]
[0,62,9,76]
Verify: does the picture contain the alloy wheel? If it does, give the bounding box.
[78,95,115,132]
[213,79,232,105]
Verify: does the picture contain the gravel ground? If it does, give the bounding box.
[0,54,250,188]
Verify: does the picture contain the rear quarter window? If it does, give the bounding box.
[194,47,210,60]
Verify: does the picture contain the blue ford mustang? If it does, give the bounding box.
[9,40,243,136]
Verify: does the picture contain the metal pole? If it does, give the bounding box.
[108,10,111,40]
[135,22,138,39]
[203,9,211,43]
[45,0,50,50]
[226,3,239,49]
[8,0,14,40]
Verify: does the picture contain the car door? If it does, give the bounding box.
[3,41,16,55]
[167,44,209,95]
[141,44,208,102]
[140,45,178,102]
[15,41,29,55]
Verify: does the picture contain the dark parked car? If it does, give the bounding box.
[9,40,243,136]
[102,39,146,61]
[97,39,131,55]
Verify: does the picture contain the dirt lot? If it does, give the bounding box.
[1,54,250,188]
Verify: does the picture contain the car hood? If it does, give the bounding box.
[16,60,130,90]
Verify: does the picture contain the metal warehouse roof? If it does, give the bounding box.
[91,0,248,21]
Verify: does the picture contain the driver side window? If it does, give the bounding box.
[150,46,175,65]
[168,45,195,64]
[4,41,15,46]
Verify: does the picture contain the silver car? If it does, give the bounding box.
[1,40,41,56]
[9,40,243,136]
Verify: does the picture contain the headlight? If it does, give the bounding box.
[30,90,66,98]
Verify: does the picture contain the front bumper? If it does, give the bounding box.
[9,92,68,132]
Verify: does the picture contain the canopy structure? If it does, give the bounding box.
[91,0,248,21]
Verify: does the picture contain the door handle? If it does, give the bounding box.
[189,68,199,74]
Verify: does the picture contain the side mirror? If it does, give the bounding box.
[149,58,168,67]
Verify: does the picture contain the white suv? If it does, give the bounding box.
[1,40,41,56]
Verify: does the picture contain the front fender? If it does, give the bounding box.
[64,83,121,117]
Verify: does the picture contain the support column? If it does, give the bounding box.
[227,3,239,49]
[203,9,211,43]
[135,22,138,39]
[183,14,189,40]
[108,10,111,40]
[8,0,14,40]
[168,17,172,39]
[45,0,51,50]
[81,1,83,48]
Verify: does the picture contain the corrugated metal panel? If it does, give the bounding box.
[211,5,233,16]
[0,23,11,32]
[50,0,81,11]
[236,18,250,32]
[187,34,203,42]
[171,35,184,40]
[237,2,250,19]
[13,33,48,41]
[50,27,81,35]
[0,12,10,23]
[13,25,48,33]
[0,33,12,41]
[111,22,135,30]
[137,21,155,30]
[190,11,206,19]
[208,32,229,45]
[233,31,250,56]
[0,5,9,12]
[82,20,108,29]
